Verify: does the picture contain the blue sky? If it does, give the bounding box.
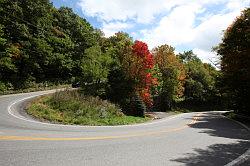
[51,0,249,63]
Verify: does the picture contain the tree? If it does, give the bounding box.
[81,45,113,83]
[178,50,201,63]
[106,38,155,115]
[79,45,113,96]
[215,8,250,115]
[129,40,155,108]
[177,51,219,109]
[0,23,16,91]
[0,0,54,88]
[153,44,185,111]
[104,32,135,111]
[0,0,100,89]
[52,7,99,79]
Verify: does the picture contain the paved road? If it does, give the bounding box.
[0,90,249,166]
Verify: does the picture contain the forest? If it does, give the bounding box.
[0,0,249,117]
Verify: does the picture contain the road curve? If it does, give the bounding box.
[0,90,249,166]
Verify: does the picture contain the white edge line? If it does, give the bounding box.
[6,93,250,164]
[7,92,187,128]
[222,114,250,166]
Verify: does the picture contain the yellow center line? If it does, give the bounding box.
[0,114,202,141]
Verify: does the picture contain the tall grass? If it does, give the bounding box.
[49,89,123,118]
[27,90,149,126]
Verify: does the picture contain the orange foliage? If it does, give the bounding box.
[153,44,186,98]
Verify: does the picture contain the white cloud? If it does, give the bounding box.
[226,0,250,11]
[193,11,240,51]
[77,0,249,63]
[141,0,249,63]
[78,0,188,23]
[77,0,234,24]
[142,4,202,48]
[190,1,248,62]
[102,22,133,37]
[193,48,217,64]
[78,0,135,22]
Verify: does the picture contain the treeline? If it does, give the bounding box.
[0,0,221,114]
[0,0,248,116]
[0,0,100,90]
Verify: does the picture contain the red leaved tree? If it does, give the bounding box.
[127,40,156,107]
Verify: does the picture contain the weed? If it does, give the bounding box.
[27,90,149,126]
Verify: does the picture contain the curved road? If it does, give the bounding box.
[0,90,249,166]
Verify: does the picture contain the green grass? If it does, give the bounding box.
[27,90,150,126]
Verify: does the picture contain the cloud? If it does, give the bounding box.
[226,0,250,11]
[142,3,202,48]
[141,0,249,63]
[102,22,133,37]
[193,11,241,51]
[188,1,248,63]
[193,48,218,64]
[77,0,233,24]
[77,0,249,63]
[77,0,188,23]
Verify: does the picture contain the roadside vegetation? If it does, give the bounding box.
[214,8,250,117]
[27,90,149,126]
[1,0,249,124]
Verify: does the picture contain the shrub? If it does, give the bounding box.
[130,93,146,117]
[0,82,7,92]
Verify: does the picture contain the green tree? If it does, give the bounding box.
[81,45,113,83]
[153,44,186,111]
[80,45,113,96]
[215,8,250,115]
[0,0,54,88]
[53,7,99,77]
[0,23,16,91]
[178,51,219,105]
[0,0,99,89]
[104,32,135,105]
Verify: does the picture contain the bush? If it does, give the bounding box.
[0,82,14,94]
[0,82,7,92]
[106,67,135,111]
[130,93,146,117]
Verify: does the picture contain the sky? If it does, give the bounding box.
[51,0,249,64]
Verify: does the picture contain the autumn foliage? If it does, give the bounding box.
[153,44,186,98]
[127,40,156,107]
[0,0,223,119]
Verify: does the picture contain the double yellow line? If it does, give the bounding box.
[0,114,201,141]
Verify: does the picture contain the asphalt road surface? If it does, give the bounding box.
[0,90,249,166]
